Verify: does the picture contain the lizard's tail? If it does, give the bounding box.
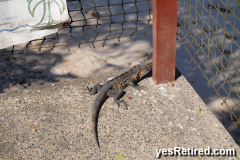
[92,109,100,148]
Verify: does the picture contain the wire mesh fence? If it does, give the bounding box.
[0,0,152,54]
[178,0,240,122]
[3,0,240,124]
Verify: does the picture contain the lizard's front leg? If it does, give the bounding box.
[107,89,128,110]
[128,79,145,91]
[87,83,103,95]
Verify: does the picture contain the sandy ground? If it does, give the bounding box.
[1,0,240,145]
[0,34,151,93]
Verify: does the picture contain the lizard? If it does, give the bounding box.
[87,60,152,148]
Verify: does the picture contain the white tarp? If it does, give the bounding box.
[0,0,70,49]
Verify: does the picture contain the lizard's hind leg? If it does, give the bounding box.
[107,89,128,110]
[87,83,103,95]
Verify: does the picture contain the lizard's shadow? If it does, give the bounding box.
[141,67,182,81]
[175,67,182,80]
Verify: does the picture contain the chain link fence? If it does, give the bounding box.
[0,0,152,53]
[178,0,240,122]
[3,0,240,124]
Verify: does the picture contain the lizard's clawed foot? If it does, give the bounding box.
[116,100,128,110]
[86,86,92,93]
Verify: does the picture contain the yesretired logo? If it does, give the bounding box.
[156,147,236,158]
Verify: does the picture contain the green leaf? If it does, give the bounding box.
[104,134,110,137]
[197,109,201,113]
[115,154,125,159]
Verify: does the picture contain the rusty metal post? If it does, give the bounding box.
[152,0,177,84]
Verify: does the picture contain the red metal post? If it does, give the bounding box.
[152,0,177,84]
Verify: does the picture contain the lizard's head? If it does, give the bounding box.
[138,60,152,78]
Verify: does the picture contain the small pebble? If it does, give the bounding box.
[5,56,10,61]
[127,63,131,66]
[137,51,148,57]
[108,77,113,80]
[191,128,197,131]
[87,10,100,18]
[26,58,36,63]
[113,43,120,46]
[53,78,59,82]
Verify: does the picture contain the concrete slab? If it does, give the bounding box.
[0,68,239,159]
